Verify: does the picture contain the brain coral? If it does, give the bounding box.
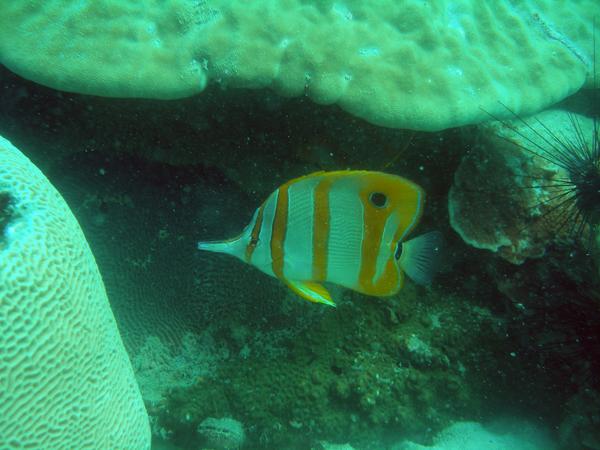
[0,0,597,130]
[0,136,150,449]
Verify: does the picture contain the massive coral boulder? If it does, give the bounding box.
[0,0,597,130]
[0,136,150,449]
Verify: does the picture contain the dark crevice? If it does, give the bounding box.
[0,192,14,242]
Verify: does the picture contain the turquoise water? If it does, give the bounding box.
[1,3,599,449]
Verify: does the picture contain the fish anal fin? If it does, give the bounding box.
[286,280,336,307]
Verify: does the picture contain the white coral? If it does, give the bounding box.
[0,135,150,449]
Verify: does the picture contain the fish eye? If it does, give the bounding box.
[369,192,388,208]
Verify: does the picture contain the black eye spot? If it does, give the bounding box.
[369,192,388,208]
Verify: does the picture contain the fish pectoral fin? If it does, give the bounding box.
[285,280,336,307]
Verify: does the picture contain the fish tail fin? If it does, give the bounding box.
[197,235,246,258]
[399,231,443,285]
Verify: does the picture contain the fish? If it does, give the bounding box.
[197,170,441,306]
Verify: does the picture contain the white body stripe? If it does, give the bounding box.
[282,178,318,280]
[250,190,278,276]
[326,181,363,289]
[373,211,400,284]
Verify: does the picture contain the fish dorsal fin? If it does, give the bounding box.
[399,231,443,285]
[285,280,336,307]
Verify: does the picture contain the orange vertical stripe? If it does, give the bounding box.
[245,204,265,263]
[358,188,387,293]
[271,187,289,279]
[312,177,333,281]
[356,174,422,296]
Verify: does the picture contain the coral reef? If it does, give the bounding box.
[1,1,598,130]
[197,417,246,450]
[133,332,230,405]
[2,57,599,450]
[395,420,556,450]
[319,443,357,450]
[0,136,150,449]
[156,283,509,449]
[449,109,597,264]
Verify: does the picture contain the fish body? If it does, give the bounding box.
[198,170,439,306]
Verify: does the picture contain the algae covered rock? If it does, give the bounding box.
[449,109,597,264]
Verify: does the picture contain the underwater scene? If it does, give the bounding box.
[0,1,599,450]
